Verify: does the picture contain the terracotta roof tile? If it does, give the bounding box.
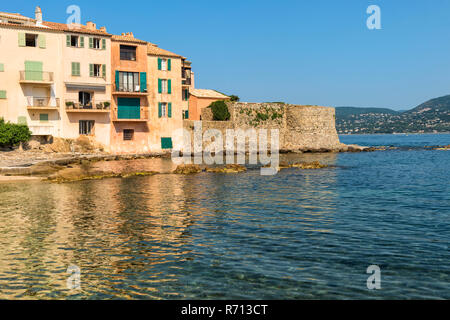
[147,43,183,58]
[190,89,229,99]
[42,21,111,36]
[112,34,147,44]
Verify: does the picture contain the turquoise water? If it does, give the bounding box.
[0,134,448,299]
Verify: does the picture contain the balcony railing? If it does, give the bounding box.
[26,97,60,109]
[182,78,192,85]
[113,84,147,94]
[65,100,111,111]
[28,125,55,136]
[112,106,149,121]
[20,71,54,82]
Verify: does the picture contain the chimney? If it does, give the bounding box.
[100,26,107,33]
[86,21,96,30]
[35,6,42,25]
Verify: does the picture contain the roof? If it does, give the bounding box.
[112,33,147,44]
[42,21,111,36]
[0,12,33,21]
[147,43,183,58]
[190,89,229,99]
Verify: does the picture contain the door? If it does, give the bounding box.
[117,98,140,119]
[25,61,43,81]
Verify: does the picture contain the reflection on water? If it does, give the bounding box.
[0,140,449,299]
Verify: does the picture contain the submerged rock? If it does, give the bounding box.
[291,161,328,169]
[173,164,203,174]
[205,164,247,173]
[434,145,450,150]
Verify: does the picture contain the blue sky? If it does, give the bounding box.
[4,0,450,110]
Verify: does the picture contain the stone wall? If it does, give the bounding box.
[185,102,341,152]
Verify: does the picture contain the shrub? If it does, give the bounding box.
[229,95,240,102]
[209,100,230,121]
[0,118,32,148]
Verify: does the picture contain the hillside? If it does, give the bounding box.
[335,95,450,134]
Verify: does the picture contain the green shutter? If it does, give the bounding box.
[115,71,120,90]
[158,103,162,118]
[168,79,172,94]
[185,110,189,119]
[24,61,43,81]
[89,64,94,77]
[102,64,106,78]
[38,34,46,48]
[158,79,162,93]
[39,113,49,122]
[18,33,25,47]
[168,59,171,71]
[117,98,140,119]
[158,58,162,70]
[17,116,27,125]
[0,64,4,72]
[102,39,106,50]
[72,62,80,76]
[140,72,147,92]
[66,35,71,47]
[168,103,172,118]
[0,90,6,99]
[161,138,173,149]
[80,36,84,48]
[89,37,93,49]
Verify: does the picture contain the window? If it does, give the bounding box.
[25,34,37,47]
[93,38,100,49]
[123,129,134,141]
[79,120,95,135]
[161,80,168,93]
[39,113,49,122]
[78,92,92,108]
[117,71,140,92]
[120,45,136,61]
[183,89,189,101]
[70,35,79,47]
[160,102,167,118]
[71,62,81,76]
[158,79,171,94]
[161,59,167,71]
[158,58,171,71]
[93,64,101,77]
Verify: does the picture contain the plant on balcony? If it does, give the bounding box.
[208,100,230,121]
[103,102,110,109]
[0,118,32,148]
[65,101,74,108]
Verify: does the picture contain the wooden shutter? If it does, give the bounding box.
[158,58,162,70]
[39,113,49,122]
[102,39,106,50]
[168,59,171,71]
[0,90,6,99]
[140,72,147,92]
[18,33,26,47]
[89,64,94,77]
[158,79,162,93]
[89,37,93,48]
[158,103,162,118]
[66,35,71,47]
[168,103,172,118]
[17,116,27,125]
[71,62,76,76]
[168,79,172,94]
[161,138,173,149]
[102,64,106,78]
[0,64,4,72]
[80,36,84,48]
[115,71,120,90]
[38,34,46,48]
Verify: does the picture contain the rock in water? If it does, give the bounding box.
[173,164,203,174]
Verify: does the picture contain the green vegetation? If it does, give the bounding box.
[209,100,231,121]
[0,118,32,148]
[229,95,240,102]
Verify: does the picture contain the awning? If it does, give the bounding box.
[65,83,107,92]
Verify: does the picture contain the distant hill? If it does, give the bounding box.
[335,95,450,134]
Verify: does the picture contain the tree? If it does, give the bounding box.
[209,100,231,121]
[0,118,32,148]
[229,95,240,102]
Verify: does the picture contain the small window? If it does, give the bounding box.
[70,35,79,47]
[93,64,101,77]
[93,38,101,49]
[160,102,167,118]
[123,129,134,141]
[161,59,167,71]
[25,34,37,47]
[79,120,95,135]
[120,45,136,61]
[160,80,168,93]
[39,113,49,122]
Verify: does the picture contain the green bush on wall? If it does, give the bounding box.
[0,118,32,148]
[209,100,230,121]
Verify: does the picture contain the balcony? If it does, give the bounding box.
[19,71,54,85]
[112,84,148,96]
[65,100,111,113]
[182,78,192,86]
[28,125,55,136]
[112,106,149,122]
[26,97,60,110]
